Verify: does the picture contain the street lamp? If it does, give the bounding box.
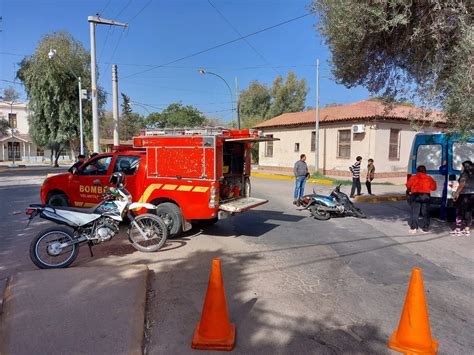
[198,69,238,129]
[48,49,86,155]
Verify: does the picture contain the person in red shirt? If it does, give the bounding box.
[406,165,437,234]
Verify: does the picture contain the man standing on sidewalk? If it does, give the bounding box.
[293,154,309,206]
[349,156,362,198]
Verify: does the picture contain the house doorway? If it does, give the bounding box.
[7,142,21,160]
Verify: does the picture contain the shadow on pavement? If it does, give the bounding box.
[202,209,305,238]
[140,249,389,354]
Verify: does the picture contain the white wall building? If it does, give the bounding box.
[0,100,72,163]
[254,100,445,178]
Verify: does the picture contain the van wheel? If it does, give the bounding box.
[155,202,182,238]
[47,192,69,206]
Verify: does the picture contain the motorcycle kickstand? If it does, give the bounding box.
[88,241,94,257]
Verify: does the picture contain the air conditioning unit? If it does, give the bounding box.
[352,124,366,134]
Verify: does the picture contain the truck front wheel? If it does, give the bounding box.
[46,192,69,207]
[155,202,182,238]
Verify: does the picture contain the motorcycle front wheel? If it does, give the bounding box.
[128,213,168,252]
[309,205,331,220]
[29,226,79,269]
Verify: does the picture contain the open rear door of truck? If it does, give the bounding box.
[219,197,268,213]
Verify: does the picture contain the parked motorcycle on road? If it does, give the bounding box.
[299,184,367,220]
[26,172,168,269]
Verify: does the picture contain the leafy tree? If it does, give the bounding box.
[16,31,106,165]
[100,111,114,139]
[268,72,307,118]
[145,112,166,129]
[0,119,10,136]
[2,87,20,103]
[146,102,205,128]
[238,72,307,129]
[238,81,271,128]
[311,0,473,132]
[120,93,145,139]
[203,117,228,128]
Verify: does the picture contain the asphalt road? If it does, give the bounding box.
[0,174,472,354]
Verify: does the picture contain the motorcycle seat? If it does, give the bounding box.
[50,205,98,214]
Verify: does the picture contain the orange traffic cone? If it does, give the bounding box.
[192,258,235,351]
[388,268,438,354]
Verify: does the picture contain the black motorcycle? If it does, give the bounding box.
[299,184,367,220]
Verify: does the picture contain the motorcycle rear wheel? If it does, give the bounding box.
[309,205,331,220]
[129,214,168,252]
[29,226,79,269]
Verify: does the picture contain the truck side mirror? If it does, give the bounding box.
[93,179,102,186]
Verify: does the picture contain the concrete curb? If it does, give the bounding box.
[354,194,407,203]
[251,172,333,185]
[0,167,67,173]
[0,265,149,355]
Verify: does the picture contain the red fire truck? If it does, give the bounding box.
[40,128,274,237]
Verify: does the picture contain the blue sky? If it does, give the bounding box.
[0,0,369,122]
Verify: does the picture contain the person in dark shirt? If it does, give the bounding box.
[349,156,363,198]
[452,161,474,236]
[293,154,309,206]
[68,154,85,174]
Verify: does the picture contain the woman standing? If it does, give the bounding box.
[366,159,375,195]
[452,161,474,236]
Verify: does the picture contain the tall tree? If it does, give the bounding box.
[146,102,206,128]
[2,87,20,103]
[17,31,106,165]
[238,81,271,129]
[311,0,473,132]
[0,119,10,136]
[268,72,307,118]
[238,72,307,128]
[120,93,145,139]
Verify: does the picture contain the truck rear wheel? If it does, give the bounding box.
[155,202,182,238]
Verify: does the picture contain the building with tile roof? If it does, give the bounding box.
[254,100,445,178]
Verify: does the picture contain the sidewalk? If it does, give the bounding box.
[0,265,149,355]
[251,168,406,202]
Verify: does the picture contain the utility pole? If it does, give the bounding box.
[112,64,120,146]
[88,16,128,153]
[235,77,240,129]
[78,77,84,155]
[315,59,320,174]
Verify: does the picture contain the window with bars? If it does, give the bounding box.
[294,143,300,152]
[8,113,17,128]
[37,148,45,156]
[311,131,316,152]
[265,134,273,157]
[337,130,351,159]
[389,129,400,160]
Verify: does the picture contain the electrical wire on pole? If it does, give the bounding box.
[124,13,311,79]
[207,0,280,76]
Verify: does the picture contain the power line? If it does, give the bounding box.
[114,0,133,19]
[128,0,153,23]
[123,12,312,79]
[98,0,113,16]
[207,0,279,75]
[0,79,23,85]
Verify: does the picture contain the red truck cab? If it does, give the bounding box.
[41,128,275,237]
